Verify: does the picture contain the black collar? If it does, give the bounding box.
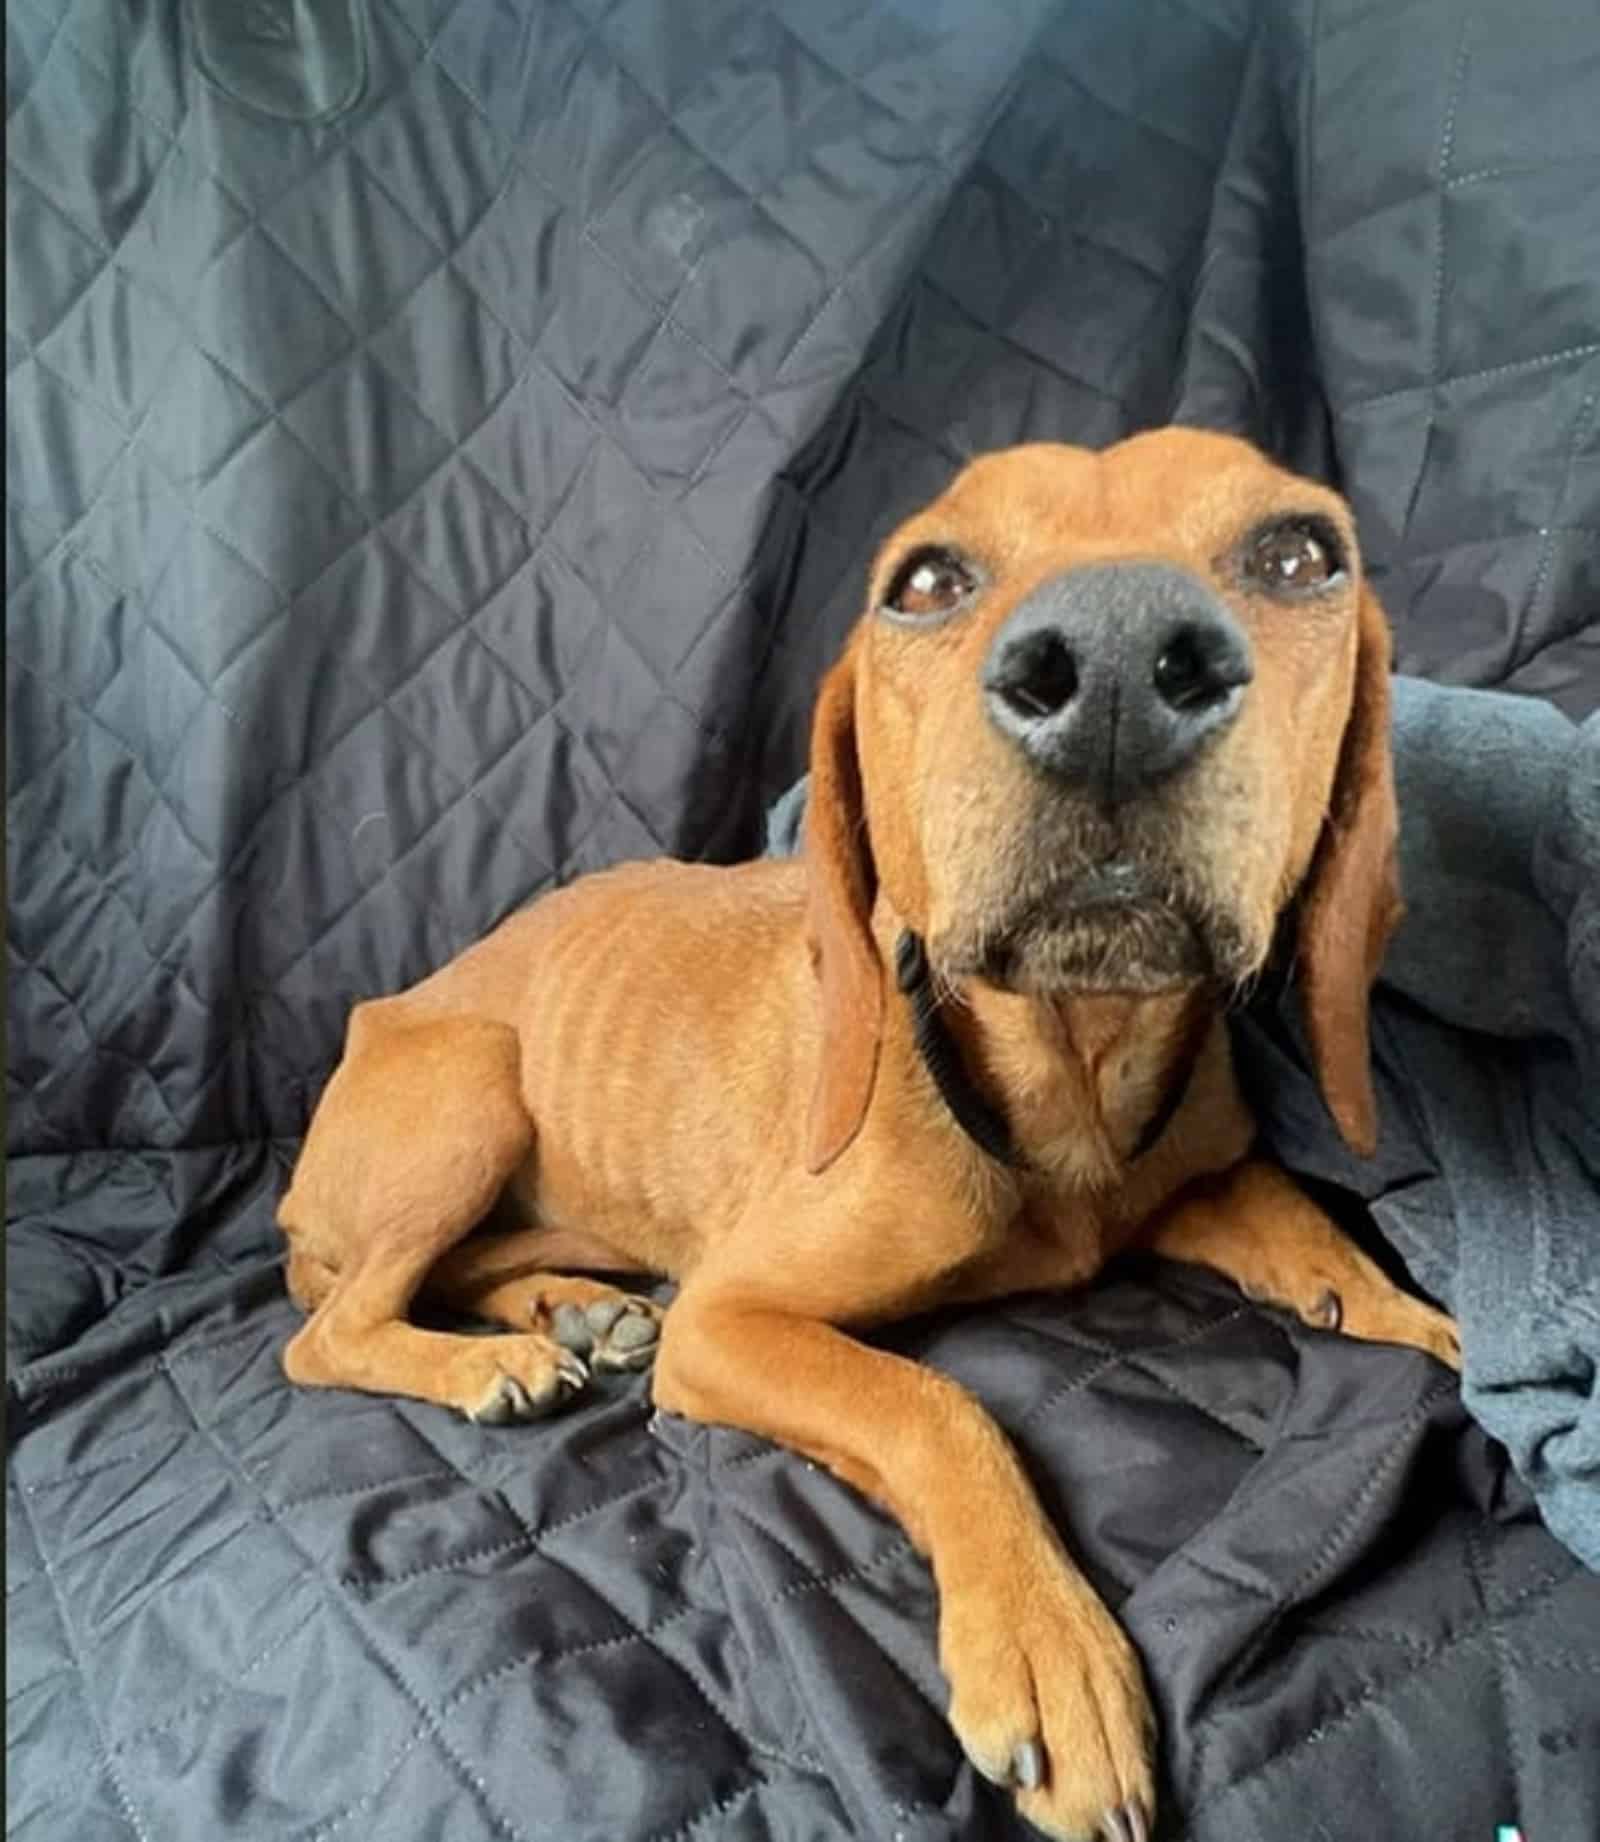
[893,930,1205,1171]
[895,931,1024,1168]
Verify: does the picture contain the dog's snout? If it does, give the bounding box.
[982,562,1252,797]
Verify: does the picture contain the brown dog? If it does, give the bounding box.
[279,429,1459,1842]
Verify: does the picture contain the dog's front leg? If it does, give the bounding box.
[1147,1161,1460,1368]
[655,1282,1154,1842]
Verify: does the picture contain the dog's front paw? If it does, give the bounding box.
[942,1557,1155,1842]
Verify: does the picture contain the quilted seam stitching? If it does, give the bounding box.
[641,1783,763,1842]
[2,697,78,807]
[1374,521,1600,569]
[1448,151,1600,190]
[7,7,639,1077]
[6,923,100,1075]
[1034,43,1218,164]
[1172,1548,1278,1604]
[10,876,189,1146]
[481,0,1045,565]
[155,1349,547,1842]
[1185,1372,1463,1800]
[1115,1353,1267,1451]
[337,1526,536,1592]
[767,1532,919,1604]
[300,1717,436,1842]
[918,271,1139,412]
[1396,5,1474,536]
[325,1478,885,1786]
[16,1433,192,1496]
[1464,1521,1528,1824]
[1190,1564,1579,1815]
[383,1398,809,1777]
[2,163,160,374]
[0,153,504,1147]
[105,1595,323,1758]
[421,8,796,520]
[4,0,79,126]
[10,1472,151,1841]
[13,790,301,1148]
[144,438,606,914]
[1017,1301,1257,1432]
[1248,1374,1458,1611]
[1296,1618,1438,1648]
[1521,388,1599,643]
[271,1466,460,1513]
[719,1498,950,1819]
[435,1600,719,1708]
[321,51,827,843]
[340,1464,672,1580]
[1338,338,1600,412]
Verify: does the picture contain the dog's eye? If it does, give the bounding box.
[883,548,976,620]
[1246,520,1344,595]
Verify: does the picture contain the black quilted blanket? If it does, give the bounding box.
[7,3,1599,1840]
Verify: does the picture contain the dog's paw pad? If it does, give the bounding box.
[607,1309,659,1352]
[547,1293,659,1369]
[591,1300,661,1371]
[584,1299,625,1337]
[551,1302,596,1354]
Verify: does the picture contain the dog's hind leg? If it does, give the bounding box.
[280,1007,587,1421]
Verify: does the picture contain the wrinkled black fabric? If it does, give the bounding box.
[7,2,1600,1840]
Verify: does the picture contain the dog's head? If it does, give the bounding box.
[803,429,1400,1171]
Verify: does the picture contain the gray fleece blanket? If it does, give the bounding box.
[766,677,1600,1569]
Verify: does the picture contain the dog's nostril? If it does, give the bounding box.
[1152,625,1238,711]
[1000,633,1079,720]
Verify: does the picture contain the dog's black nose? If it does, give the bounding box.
[982,562,1253,797]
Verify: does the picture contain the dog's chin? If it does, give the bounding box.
[962,911,1210,996]
[935,869,1244,998]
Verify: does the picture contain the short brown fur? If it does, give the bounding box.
[280,430,1457,1842]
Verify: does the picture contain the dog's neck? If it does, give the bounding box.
[958,978,1211,1187]
[885,916,1212,1189]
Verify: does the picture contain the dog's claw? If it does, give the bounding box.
[1013,1740,1043,1791]
[1309,1287,1343,1330]
[1101,1801,1148,1842]
[469,1351,587,1424]
[470,1375,532,1425]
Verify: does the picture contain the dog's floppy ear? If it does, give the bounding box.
[1296,586,1403,1157]
[802,651,884,1173]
